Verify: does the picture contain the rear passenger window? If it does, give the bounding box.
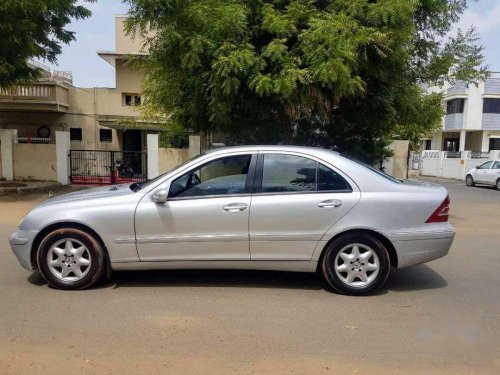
[262,154,316,192]
[260,154,352,193]
[318,163,352,191]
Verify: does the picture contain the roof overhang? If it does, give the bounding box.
[97,115,168,132]
[97,51,146,67]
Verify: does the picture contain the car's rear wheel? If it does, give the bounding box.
[37,228,106,290]
[466,175,475,187]
[321,233,390,295]
[496,178,500,191]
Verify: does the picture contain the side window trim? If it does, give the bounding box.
[244,153,258,193]
[253,152,352,195]
[253,153,265,193]
[167,153,257,200]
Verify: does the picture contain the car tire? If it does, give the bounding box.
[496,179,500,191]
[321,233,390,296]
[37,228,106,290]
[466,175,475,187]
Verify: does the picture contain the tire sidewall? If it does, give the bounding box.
[322,234,390,296]
[37,228,104,290]
[466,175,474,186]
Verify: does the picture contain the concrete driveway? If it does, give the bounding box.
[0,178,499,374]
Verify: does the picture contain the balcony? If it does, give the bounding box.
[482,113,500,130]
[0,82,69,112]
[444,113,464,130]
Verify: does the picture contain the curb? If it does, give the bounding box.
[0,182,64,196]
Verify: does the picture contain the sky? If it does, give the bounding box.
[45,0,500,88]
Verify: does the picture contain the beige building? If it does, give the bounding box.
[0,16,161,155]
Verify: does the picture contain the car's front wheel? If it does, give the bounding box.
[466,175,475,187]
[37,228,106,290]
[496,178,500,191]
[321,233,390,295]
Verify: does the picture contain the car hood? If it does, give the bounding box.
[37,184,134,206]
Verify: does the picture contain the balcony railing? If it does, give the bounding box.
[0,82,69,112]
[0,85,52,98]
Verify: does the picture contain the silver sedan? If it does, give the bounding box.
[9,146,455,295]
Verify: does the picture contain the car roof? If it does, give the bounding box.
[205,145,339,157]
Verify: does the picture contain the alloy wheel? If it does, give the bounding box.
[334,243,380,288]
[46,238,92,282]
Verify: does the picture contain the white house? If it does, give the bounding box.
[423,73,500,153]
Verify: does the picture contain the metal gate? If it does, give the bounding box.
[70,150,147,184]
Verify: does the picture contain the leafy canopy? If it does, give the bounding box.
[126,0,487,162]
[0,0,94,88]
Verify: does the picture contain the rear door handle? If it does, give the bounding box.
[223,203,248,212]
[318,199,343,208]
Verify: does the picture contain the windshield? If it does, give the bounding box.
[131,152,207,191]
[340,154,402,184]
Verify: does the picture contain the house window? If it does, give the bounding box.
[490,138,500,150]
[123,93,141,106]
[100,129,112,143]
[70,128,82,141]
[483,98,500,114]
[446,99,465,114]
[424,140,432,150]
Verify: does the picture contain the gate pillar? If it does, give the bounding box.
[147,133,159,180]
[56,131,70,185]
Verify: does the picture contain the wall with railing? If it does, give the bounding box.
[16,130,56,144]
[420,150,500,180]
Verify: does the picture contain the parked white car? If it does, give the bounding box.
[466,160,500,190]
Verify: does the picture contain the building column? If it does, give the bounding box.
[56,131,70,185]
[459,130,466,152]
[147,133,159,180]
[189,135,201,158]
[0,129,15,180]
[481,132,490,152]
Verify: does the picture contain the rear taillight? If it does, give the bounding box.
[426,195,450,223]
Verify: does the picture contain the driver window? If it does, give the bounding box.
[168,154,252,198]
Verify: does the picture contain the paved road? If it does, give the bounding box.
[0,178,499,374]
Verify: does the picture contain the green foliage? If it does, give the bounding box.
[126,0,487,163]
[159,121,189,148]
[0,0,93,88]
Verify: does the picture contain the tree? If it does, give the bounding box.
[0,0,94,88]
[126,0,487,162]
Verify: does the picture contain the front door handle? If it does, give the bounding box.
[318,199,343,208]
[223,203,248,212]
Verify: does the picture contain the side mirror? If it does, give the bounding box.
[475,166,480,169]
[152,189,168,203]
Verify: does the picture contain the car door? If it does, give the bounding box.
[475,161,493,183]
[485,160,500,185]
[249,152,361,260]
[135,153,256,261]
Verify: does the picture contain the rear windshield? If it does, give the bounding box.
[340,154,402,184]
